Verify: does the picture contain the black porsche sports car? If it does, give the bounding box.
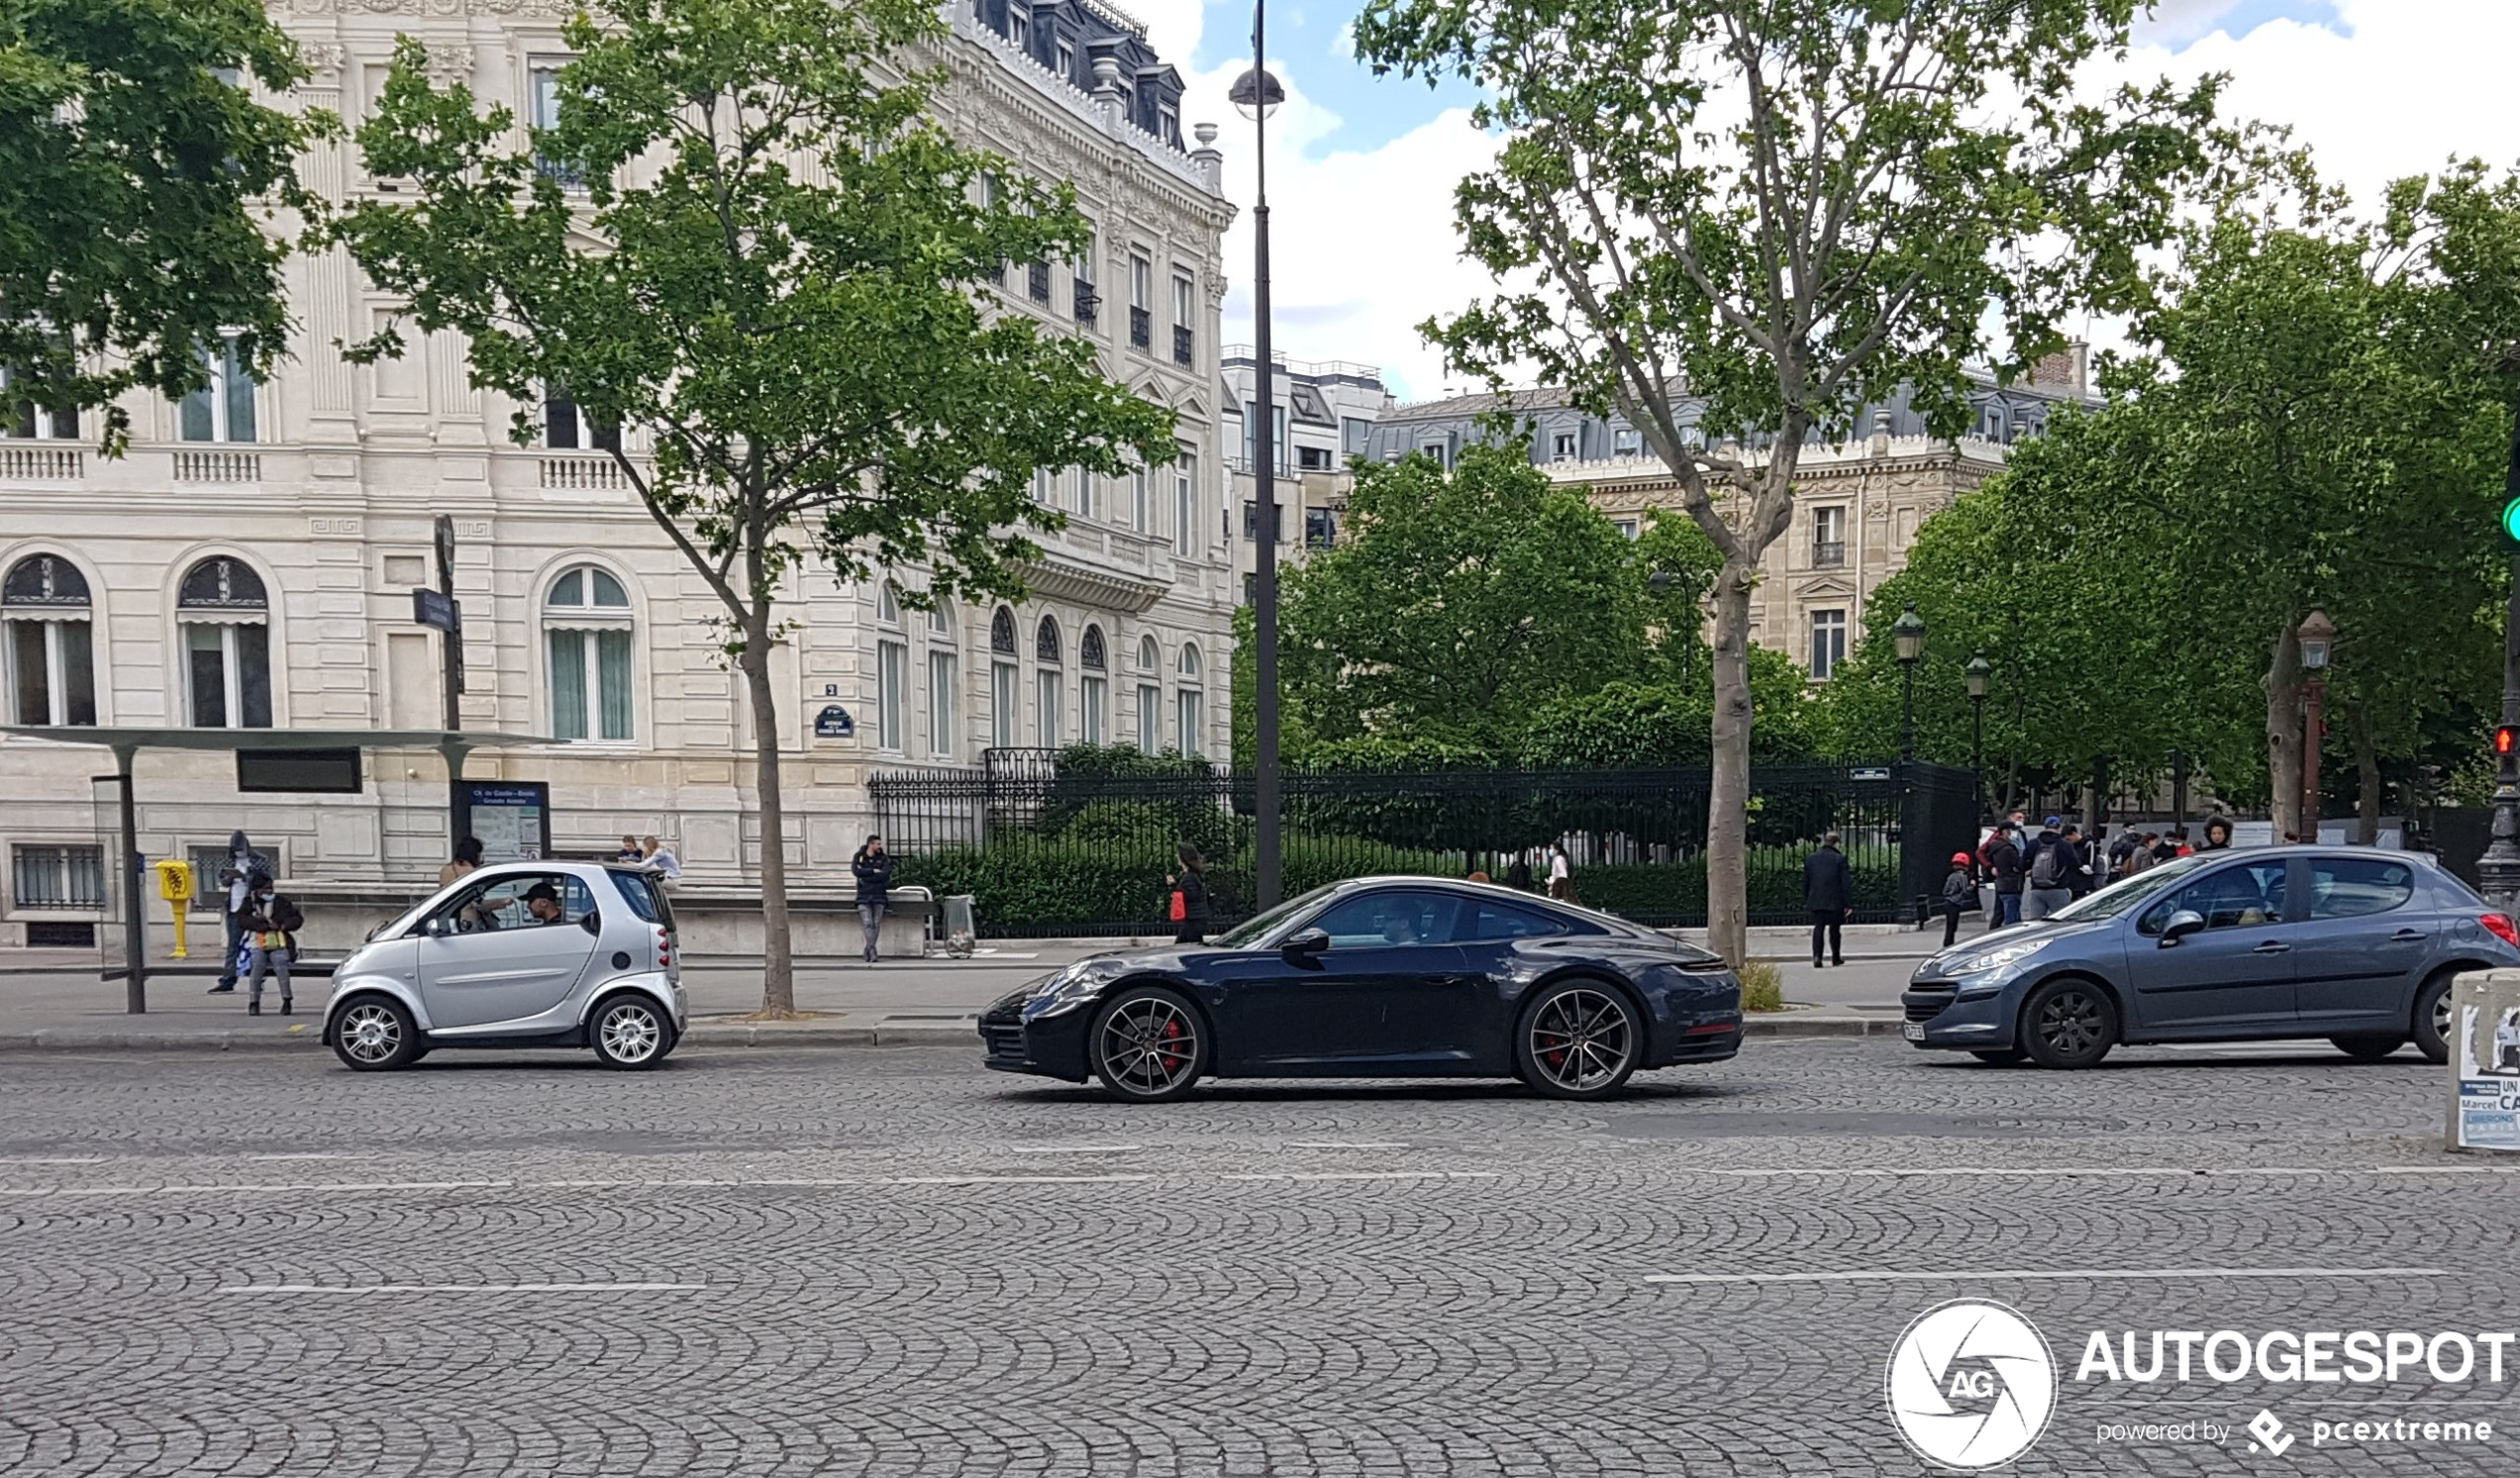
[979,876,1744,1100]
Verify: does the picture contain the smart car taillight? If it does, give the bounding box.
[2483,914,2519,947]
[656,925,672,969]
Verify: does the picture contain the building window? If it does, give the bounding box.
[3,554,96,726]
[544,564,634,740]
[1132,464,1149,533]
[1812,505,1846,567]
[1033,616,1063,746]
[1009,3,1029,49]
[1341,417,1370,457]
[3,368,79,440]
[1129,254,1152,349]
[1175,445,1197,556]
[180,337,258,443]
[11,843,103,910]
[528,61,582,186]
[1810,608,1847,680]
[1136,634,1162,751]
[1172,273,1195,365]
[1175,643,1204,758]
[1612,518,1639,541]
[543,387,621,451]
[1297,445,1332,471]
[1552,431,1576,461]
[1613,427,1643,457]
[1419,439,1448,468]
[1055,39,1074,80]
[1077,468,1096,520]
[1079,625,1107,744]
[1072,227,1098,322]
[874,584,907,752]
[1242,400,1288,469]
[177,556,272,728]
[926,603,957,759]
[989,605,1018,750]
[1305,508,1337,550]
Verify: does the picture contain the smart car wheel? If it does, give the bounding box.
[1089,985,1207,1102]
[1516,980,1641,1100]
[2414,971,2457,1065]
[2019,979,2117,1069]
[590,996,674,1070]
[2331,1034,2406,1062]
[331,996,420,1072]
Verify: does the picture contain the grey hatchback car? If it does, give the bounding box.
[1903,847,2520,1067]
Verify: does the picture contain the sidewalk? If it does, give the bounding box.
[0,929,1917,1053]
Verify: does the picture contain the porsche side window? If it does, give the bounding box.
[1312,891,1457,948]
[1464,902,1566,941]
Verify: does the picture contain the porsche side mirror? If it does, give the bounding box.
[1282,927,1330,957]
[2158,910,2205,946]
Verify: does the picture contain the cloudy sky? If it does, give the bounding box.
[1117,0,2520,402]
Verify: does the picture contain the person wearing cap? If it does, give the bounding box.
[1938,851,1978,948]
[2021,815,2074,921]
[521,882,566,924]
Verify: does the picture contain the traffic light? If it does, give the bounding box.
[2503,489,2520,549]
[2498,724,2518,760]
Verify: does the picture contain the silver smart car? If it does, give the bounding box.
[321,861,686,1071]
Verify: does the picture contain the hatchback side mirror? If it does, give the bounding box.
[2158,910,2206,946]
[1282,927,1330,957]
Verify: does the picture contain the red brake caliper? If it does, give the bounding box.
[1159,1015,1187,1068]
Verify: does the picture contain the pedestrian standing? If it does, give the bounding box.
[1547,845,1574,903]
[1939,852,1977,948]
[2127,833,2160,875]
[640,834,683,885]
[439,835,483,888]
[1505,855,1534,893]
[2162,828,2191,861]
[208,830,273,994]
[1987,821,2026,928]
[850,834,893,964]
[2198,816,2235,853]
[1802,831,1853,967]
[2021,816,2074,920]
[238,873,303,1017]
[1165,844,1212,944]
[2060,824,2095,901]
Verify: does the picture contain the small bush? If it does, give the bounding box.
[1737,958,1785,1013]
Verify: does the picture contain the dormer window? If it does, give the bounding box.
[1056,40,1074,81]
[1009,4,1030,50]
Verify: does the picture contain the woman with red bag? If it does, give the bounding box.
[1164,844,1212,944]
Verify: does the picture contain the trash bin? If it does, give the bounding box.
[942,894,976,957]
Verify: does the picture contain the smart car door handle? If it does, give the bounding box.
[2252,941,2291,955]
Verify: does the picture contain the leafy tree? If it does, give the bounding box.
[1519,653,1813,769]
[1277,446,1650,749]
[1,0,326,440]
[1353,0,2229,963]
[333,0,1175,1013]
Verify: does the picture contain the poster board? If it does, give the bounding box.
[462,781,551,863]
[2451,967,2520,1152]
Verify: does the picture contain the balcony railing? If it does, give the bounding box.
[0,444,82,480]
[541,455,635,492]
[1073,279,1099,323]
[1028,262,1052,304]
[174,448,260,483]
[1173,325,1193,366]
[1812,540,1846,567]
[1128,307,1151,349]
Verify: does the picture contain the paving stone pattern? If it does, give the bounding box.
[0,1041,2513,1475]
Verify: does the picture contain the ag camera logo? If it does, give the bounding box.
[1886,1299,2058,1468]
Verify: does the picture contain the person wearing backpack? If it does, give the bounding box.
[2021,816,2074,920]
[1164,845,1212,944]
[238,872,303,1017]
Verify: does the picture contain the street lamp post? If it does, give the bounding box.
[1893,603,1927,763]
[2478,413,2520,911]
[2297,608,2334,844]
[1230,37,1286,910]
[1964,653,1991,816]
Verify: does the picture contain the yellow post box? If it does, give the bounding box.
[153,858,195,959]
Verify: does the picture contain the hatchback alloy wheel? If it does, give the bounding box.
[591,998,672,1070]
[1516,981,1643,1099]
[2021,978,2117,1069]
[1091,989,1205,1101]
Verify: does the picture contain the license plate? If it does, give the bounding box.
[1901,1022,1927,1042]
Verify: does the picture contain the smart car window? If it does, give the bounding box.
[1464,901,1567,941]
[2308,858,2415,921]
[450,873,593,931]
[1312,891,1459,948]
[2143,862,2289,934]
[609,869,664,924]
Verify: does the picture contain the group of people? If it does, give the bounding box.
[1939,808,2239,943]
[206,831,302,1015]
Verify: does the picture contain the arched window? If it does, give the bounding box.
[874,584,907,752]
[876,582,903,627]
[1175,641,1204,758]
[1135,632,1162,751]
[926,601,957,759]
[176,556,271,728]
[1034,616,1065,746]
[988,605,1018,749]
[3,554,96,725]
[1078,625,1107,744]
[544,563,634,740]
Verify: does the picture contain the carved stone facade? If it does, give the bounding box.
[0,1,1235,942]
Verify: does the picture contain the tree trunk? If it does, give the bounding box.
[2349,702,2381,845]
[740,611,798,1017]
[1703,555,1758,966]
[2263,622,2304,841]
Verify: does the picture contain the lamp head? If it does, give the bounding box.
[1229,65,1284,121]
[2297,608,2334,672]
[1963,652,1991,700]
[1892,602,1927,665]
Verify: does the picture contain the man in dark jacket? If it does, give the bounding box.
[1803,832,1854,967]
[850,835,894,964]
[209,829,275,993]
[1986,822,2026,928]
[2022,816,2074,920]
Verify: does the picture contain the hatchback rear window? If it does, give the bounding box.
[608,869,674,926]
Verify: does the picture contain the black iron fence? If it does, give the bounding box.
[872,749,1980,938]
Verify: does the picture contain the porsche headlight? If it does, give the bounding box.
[1025,964,1109,1019]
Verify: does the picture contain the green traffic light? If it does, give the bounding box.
[2504,498,2520,545]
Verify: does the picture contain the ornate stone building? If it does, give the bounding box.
[0,0,1236,945]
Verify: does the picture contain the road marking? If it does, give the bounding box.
[246,1154,378,1163]
[1002,1144,1142,1155]
[218,1282,706,1295]
[0,1156,105,1165]
[1646,1267,2452,1286]
[1220,1170,1499,1182]
[33,1180,515,1196]
[1286,1141,1410,1151]
[1676,1166,2520,1179]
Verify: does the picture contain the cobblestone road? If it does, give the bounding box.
[2,1040,2514,1475]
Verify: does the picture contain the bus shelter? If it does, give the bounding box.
[1,726,560,1013]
